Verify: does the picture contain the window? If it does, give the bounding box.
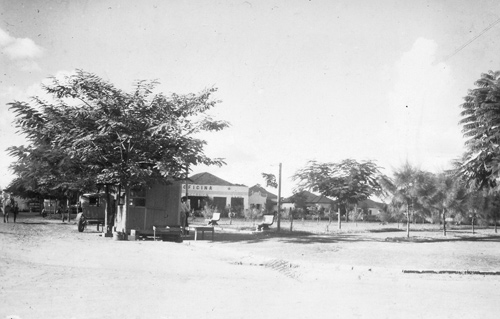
[89,197,99,206]
[130,187,146,207]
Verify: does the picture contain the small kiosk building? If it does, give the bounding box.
[113,181,183,235]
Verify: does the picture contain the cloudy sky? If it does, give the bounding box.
[1,0,500,196]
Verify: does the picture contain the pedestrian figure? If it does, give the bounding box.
[3,197,12,223]
[57,205,65,222]
[180,196,190,235]
[12,200,19,223]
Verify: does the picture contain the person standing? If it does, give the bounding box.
[57,204,65,222]
[3,195,11,223]
[12,200,19,223]
[180,196,190,235]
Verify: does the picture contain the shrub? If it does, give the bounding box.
[201,205,218,220]
[243,207,263,222]
[364,214,381,222]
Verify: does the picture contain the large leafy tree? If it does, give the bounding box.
[293,159,390,228]
[459,70,500,190]
[8,70,229,230]
[8,94,95,209]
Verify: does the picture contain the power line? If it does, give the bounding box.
[443,17,500,62]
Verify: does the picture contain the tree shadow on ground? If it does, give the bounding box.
[384,234,500,243]
[210,230,385,244]
[209,229,500,245]
[19,222,50,225]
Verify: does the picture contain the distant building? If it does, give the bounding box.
[358,198,385,216]
[282,191,384,214]
[282,190,335,211]
[248,184,277,213]
[182,172,249,215]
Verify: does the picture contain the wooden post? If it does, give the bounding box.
[277,163,282,232]
[495,213,497,233]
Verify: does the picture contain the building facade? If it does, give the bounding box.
[248,184,277,213]
[181,172,249,216]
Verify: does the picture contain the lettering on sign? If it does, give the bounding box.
[182,184,213,191]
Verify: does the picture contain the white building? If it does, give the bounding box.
[248,184,277,213]
[181,172,249,216]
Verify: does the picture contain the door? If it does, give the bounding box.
[213,197,227,214]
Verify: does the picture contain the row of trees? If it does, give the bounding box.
[6,70,228,230]
[289,159,499,236]
[6,69,500,236]
[289,70,500,236]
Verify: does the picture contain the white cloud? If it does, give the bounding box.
[0,28,43,71]
[3,37,43,60]
[384,37,463,172]
[0,28,12,46]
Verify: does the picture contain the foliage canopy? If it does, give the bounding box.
[292,159,390,206]
[459,70,500,191]
[7,70,229,198]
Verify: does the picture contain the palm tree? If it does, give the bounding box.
[386,201,406,228]
[431,172,468,236]
[390,163,436,237]
[459,70,500,191]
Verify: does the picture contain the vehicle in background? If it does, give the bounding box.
[77,193,108,232]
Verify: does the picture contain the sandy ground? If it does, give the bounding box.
[1,213,500,319]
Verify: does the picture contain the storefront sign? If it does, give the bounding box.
[182,184,213,191]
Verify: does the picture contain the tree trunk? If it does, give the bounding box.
[338,206,341,230]
[66,198,70,222]
[406,203,410,238]
[104,184,112,233]
[120,185,130,234]
[442,208,446,236]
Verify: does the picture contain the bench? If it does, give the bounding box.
[94,220,105,232]
[207,212,221,226]
[188,225,214,241]
[83,218,105,231]
[152,225,183,242]
[256,215,275,231]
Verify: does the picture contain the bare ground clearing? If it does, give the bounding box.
[1,213,500,319]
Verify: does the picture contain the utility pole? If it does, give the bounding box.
[185,166,189,198]
[406,200,410,238]
[277,162,282,232]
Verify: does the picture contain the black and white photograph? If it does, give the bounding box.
[1,1,500,318]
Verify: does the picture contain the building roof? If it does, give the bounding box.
[188,172,235,186]
[249,184,277,200]
[283,190,335,205]
[359,198,385,209]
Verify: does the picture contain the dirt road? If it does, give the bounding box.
[1,213,500,319]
